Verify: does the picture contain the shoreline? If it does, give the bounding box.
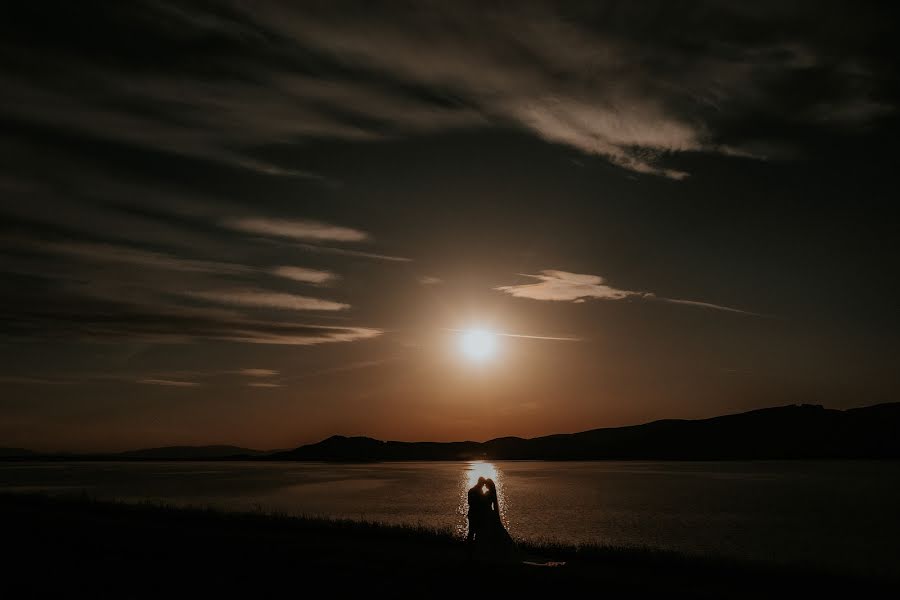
[2,492,894,598]
[5,456,900,463]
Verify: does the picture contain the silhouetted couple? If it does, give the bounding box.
[466,477,514,559]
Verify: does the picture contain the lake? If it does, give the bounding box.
[2,460,898,577]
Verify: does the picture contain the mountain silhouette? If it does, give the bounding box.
[0,448,37,458]
[116,445,267,460]
[5,403,898,461]
[269,403,900,461]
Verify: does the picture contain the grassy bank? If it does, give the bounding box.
[1,492,893,598]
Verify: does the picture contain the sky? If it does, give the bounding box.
[1,1,898,452]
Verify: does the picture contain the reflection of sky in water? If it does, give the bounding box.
[456,461,508,537]
[2,460,900,577]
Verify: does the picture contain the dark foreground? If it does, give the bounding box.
[2,493,894,599]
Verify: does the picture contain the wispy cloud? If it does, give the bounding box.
[2,236,347,293]
[271,266,337,285]
[279,358,398,381]
[488,331,581,342]
[0,230,388,347]
[0,287,381,346]
[2,4,890,182]
[0,367,290,387]
[184,289,349,312]
[507,98,695,179]
[137,378,199,387]
[444,328,580,342]
[418,276,443,285]
[248,231,412,262]
[496,270,758,316]
[654,297,762,316]
[235,368,279,377]
[223,217,368,242]
[236,4,892,179]
[0,375,72,385]
[240,4,708,178]
[3,236,252,276]
[496,271,635,302]
[232,325,382,346]
[291,242,412,263]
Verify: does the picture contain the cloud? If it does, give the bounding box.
[0,295,382,346]
[445,328,581,342]
[0,375,72,385]
[496,271,637,302]
[0,367,338,387]
[222,217,368,242]
[654,297,762,316]
[495,270,758,316]
[246,229,412,262]
[290,243,413,263]
[236,3,893,179]
[418,276,443,285]
[235,369,279,377]
[2,236,354,295]
[1,3,891,182]
[0,74,327,179]
[184,289,349,312]
[0,231,384,347]
[232,325,382,346]
[493,331,581,342]
[506,97,694,179]
[271,266,337,284]
[2,236,253,276]
[239,3,710,178]
[280,358,398,381]
[137,379,199,387]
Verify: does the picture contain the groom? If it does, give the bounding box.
[466,477,488,546]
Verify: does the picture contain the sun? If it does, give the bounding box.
[459,328,498,362]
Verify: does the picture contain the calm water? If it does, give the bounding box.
[3,460,899,576]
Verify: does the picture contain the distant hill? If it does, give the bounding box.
[269,403,900,461]
[269,436,484,462]
[117,446,267,460]
[0,445,270,461]
[5,403,898,462]
[0,448,37,458]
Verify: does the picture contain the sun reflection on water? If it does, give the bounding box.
[466,461,499,488]
[456,461,510,537]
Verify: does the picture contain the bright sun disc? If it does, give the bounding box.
[459,329,497,362]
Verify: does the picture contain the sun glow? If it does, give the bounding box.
[459,328,498,362]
